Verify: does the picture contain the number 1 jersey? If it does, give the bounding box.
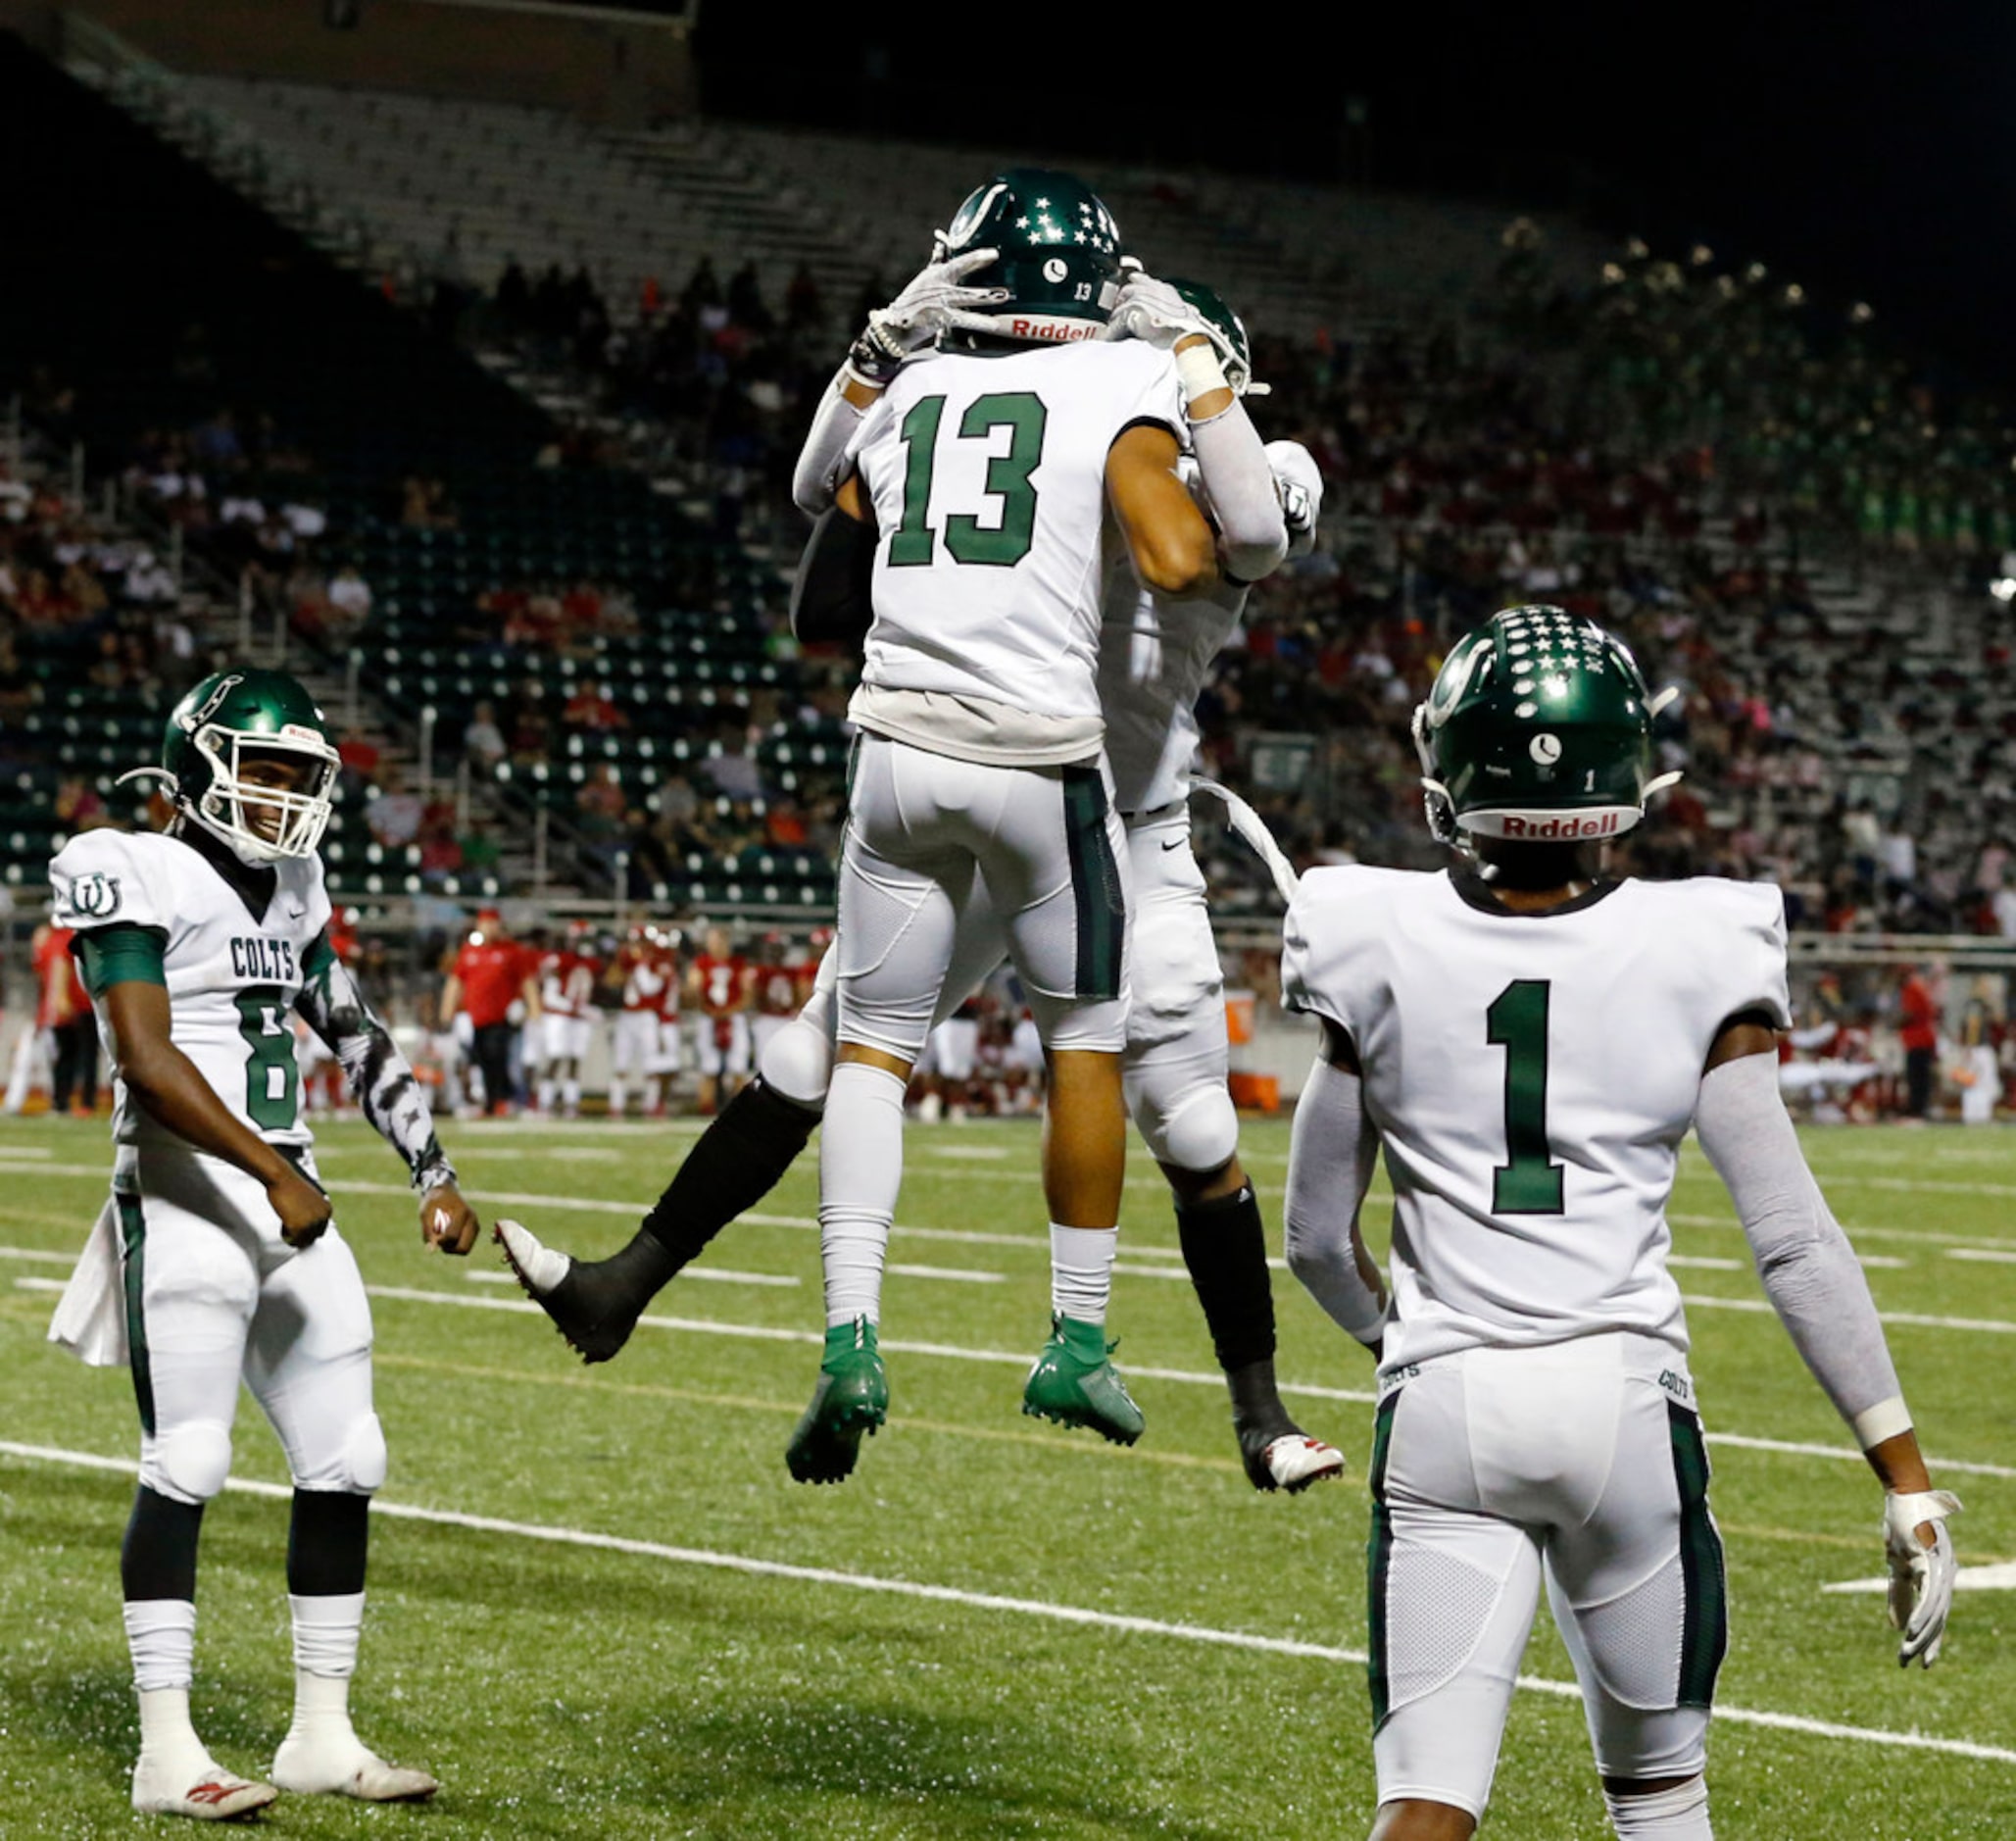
[852,338,1183,724]
[50,828,332,1154]
[1282,867,1792,1368]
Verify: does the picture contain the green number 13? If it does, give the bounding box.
[1486,979,1564,1214]
[888,391,1048,569]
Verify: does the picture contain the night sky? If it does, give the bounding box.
[695,2,2015,388]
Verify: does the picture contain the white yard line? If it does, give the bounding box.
[1685,1294,2016,1335]
[1,1437,2010,1766]
[464,1266,801,1290]
[885,1264,1005,1285]
[22,1271,2013,1480]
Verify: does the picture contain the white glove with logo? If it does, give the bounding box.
[1884,1488,1962,1667]
[1267,439,1325,560]
[1105,272,1213,349]
[849,249,1006,383]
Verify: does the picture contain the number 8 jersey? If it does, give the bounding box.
[1282,866,1792,1369]
[851,338,1182,729]
[50,828,332,1154]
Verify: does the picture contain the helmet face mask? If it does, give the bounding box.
[1411,606,1680,851]
[934,168,1125,347]
[162,670,341,865]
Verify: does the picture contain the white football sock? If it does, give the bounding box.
[1050,1224,1118,1325]
[290,1592,364,1680]
[562,1078,581,1114]
[608,1077,626,1116]
[819,1062,906,1325]
[124,1598,196,1694]
[1604,1775,1712,1839]
[536,1077,556,1113]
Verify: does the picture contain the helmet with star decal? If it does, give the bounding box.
[933,168,1125,346]
[1410,606,1680,847]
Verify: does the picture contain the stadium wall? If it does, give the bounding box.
[0,0,694,124]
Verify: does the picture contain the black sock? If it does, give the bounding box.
[122,1486,204,1602]
[1175,1183,1278,1373]
[638,1076,821,1269]
[286,1489,369,1598]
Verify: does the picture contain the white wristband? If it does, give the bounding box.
[1175,339,1230,411]
[1853,1395,1912,1450]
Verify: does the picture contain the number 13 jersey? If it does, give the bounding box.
[50,828,332,1155]
[1282,867,1792,1369]
[851,339,1182,728]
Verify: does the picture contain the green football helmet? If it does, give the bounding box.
[1160,277,1268,396]
[1410,606,1680,847]
[156,668,342,864]
[933,168,1125,345]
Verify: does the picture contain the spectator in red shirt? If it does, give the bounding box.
[35,920,98,1114]
[438,910,540,1115]
[1899,966,1941,1120]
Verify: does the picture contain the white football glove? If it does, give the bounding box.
[850,248,1006,381]
[1105,272,1214,349]
[1884,1488,1962,1667]
[1267,439,1325,560]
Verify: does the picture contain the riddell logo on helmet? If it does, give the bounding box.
[1008,318,1101,343]
[1500,812,1621,839]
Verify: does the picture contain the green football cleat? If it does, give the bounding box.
[785,1317,888,1485]
[1021,1314,1145,1446]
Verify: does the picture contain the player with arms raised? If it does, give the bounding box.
[46,669,479,1820]
[1281,608,1959,1841]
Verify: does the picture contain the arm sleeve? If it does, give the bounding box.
[789,505,878,649]
[1188,396,1287,585]
[791,367,871,519]
[1283,1054,1387,1344]
[1695,1049,1908,1447]
[297,931,458,1193]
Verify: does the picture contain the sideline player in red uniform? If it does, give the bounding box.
[438,910,539,1116]
[687,925,754,1115]
[535,920,601,1117]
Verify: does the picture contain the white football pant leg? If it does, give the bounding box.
[246,1229,384,1495]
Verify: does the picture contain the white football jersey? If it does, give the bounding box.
[1283,868,1792,1369]
[852,338,1183,721]
[1098,518,1246,813]
[49,828,332,1153]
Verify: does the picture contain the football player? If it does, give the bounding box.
[499,273,1333,1491]
[45,669,479,1820]
[607,922,679,1119]
[534,919,600,1117]
[1280,607,1958,1841]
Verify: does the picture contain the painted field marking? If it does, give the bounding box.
[1824,1564,2016,1596]
[0,1246,82,1266]
[465,1266,800,1291]
[22,1272,2010,1481]
[2,1438,2010,1766]
[885,1264,1005,1285]
[1947,1250,2016,1266]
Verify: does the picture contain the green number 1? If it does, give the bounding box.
[1485,979,1563,1214]
[235,987,300,1132]
[886,391,1048,569]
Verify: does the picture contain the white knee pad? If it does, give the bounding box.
[337,1412,389,1494]
[1136,1075,1240,1174]
[759,1007,836,1110]
[1603,1774,1711,1838]
[144,1419,233,1505]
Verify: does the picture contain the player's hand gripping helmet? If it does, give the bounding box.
[934,168,1126,346]
[1122,276,1268,396]
[151,668,342,864]
[1410,606,1680,848]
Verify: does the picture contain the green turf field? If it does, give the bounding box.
[2,1111,2011,1838]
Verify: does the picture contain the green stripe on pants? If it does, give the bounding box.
[1061,767,1123,1002]
[1668,1399,1728,1707]
[117,1190,155,1438]
[1366,1393,1399,1728]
